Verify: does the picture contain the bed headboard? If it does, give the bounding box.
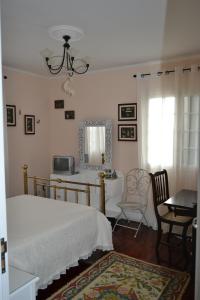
[22,164,106,214]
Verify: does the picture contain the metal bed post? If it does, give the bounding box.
[99,172,105,214]
[33,176,37,196]
[23,164,28,194]
[86,184,91,207]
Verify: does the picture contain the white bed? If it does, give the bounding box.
[7,194,113,290]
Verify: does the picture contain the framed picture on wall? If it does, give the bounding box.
[24,115,35,134]
[6,105,16,126]
[54,99,64,109]
[118,124,137,141]
[65,110,75,119]
[118,103,137,121]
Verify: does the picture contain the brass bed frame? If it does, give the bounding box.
[23,164,106,214]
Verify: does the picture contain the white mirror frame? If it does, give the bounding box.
[79,120,112,170]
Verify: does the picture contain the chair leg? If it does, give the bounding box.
[113,208,129,231]
[112,210,123,232]
[143,214,148,227]
[167,223,173,266]
[121,209,129,222]
[132,210,145,238]
[134,214,144,238]
[182,225,189,270]
[156,223,162,264]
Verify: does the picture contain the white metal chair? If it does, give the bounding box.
[113,168,151,237]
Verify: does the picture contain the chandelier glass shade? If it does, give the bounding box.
[45,35,89,77]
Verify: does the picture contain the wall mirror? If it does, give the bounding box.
[79,120,112,170]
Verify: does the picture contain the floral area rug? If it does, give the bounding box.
[47,251,190,300]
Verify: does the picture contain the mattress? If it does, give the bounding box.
[7,195,113,290]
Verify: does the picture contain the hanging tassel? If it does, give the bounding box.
[62,76,75,97]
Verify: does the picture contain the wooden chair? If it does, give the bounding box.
[149,170,193,269]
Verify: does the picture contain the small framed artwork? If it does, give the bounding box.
[24,115,35,135]
[118,124,137,141]
[118,103,137,121]
[6,105,16,126]
[54,100,64,109]
[65,110,75,120]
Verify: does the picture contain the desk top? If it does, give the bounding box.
[164,189,197,209]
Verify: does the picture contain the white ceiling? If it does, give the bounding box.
[2,0,200,76]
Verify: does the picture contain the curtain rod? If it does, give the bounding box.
[133,66,200,78]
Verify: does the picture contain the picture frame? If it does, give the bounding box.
[65,110,75,120]
[24,115,35,135]
[6,105,16,126]
[118,124,137,141]
[54,99,64,109]
[118,103,137,121]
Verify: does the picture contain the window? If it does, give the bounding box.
[147,97,175,168]
[147,96,199,169]
[183,96,199,166]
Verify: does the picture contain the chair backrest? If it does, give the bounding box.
[149,169,169,218]
[124,168,151,205]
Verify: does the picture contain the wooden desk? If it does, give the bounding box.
[164,189,197,214]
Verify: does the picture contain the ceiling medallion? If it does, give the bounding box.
[48,25,84,42]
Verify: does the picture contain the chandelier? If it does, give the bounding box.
[43,26,89,77]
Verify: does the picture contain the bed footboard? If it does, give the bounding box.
[22,165,106,214]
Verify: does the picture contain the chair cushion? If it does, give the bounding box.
[161,211,193,224]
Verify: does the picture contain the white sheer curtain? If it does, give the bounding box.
[85,126,105,165]
[137,65,200,229]
[175,66,200,190]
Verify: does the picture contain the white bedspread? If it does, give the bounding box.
[7,195,113,290]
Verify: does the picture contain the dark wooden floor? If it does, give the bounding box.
[37,223,194,300]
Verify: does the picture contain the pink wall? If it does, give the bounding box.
[3,56,200,196]
[48,68,139,174]
[3,68,51,196]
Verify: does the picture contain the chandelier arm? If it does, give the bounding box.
[48,68,64,75]
[72,62,89,74]
[47,46,66,72]
[68,56,89,74]
[47,62,64,72]
[48,62,65,74]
